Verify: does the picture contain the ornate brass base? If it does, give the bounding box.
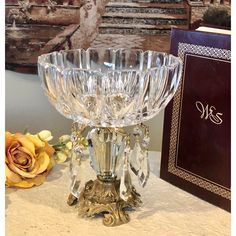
[67,178,142,227]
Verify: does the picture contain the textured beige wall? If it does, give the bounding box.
[5,70,72,141]
[5,70,164,151]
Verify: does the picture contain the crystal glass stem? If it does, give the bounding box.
[87,127,126,181]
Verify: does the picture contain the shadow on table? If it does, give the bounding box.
[5,195,11,210]
[9,163,74,214]
[46,163,67,182]
[5,188,16,210]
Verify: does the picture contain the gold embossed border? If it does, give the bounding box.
[167,42,231,200]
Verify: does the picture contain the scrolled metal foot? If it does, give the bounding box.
[102,201,130,226]
[68,178,142,227]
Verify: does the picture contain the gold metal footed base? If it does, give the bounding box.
[67,178,142,227]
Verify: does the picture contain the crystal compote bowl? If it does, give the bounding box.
[38,48,182,226]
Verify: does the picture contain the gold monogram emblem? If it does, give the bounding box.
[195,101,223,125]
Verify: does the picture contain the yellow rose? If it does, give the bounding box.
[5,131,55,188]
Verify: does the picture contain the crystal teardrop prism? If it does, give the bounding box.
[69,122,92,198]
[130,142,150,187]
[133,126,143,136]
[129,142,141,176]
[137,149,150,187]
[142,136,150,148]
[69,151,96,198]
[69,151,82,198]
[119,145,133,201]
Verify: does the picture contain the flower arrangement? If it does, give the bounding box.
[5,130,88,188]
[53,134,88,164]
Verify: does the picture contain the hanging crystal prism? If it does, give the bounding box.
[142,135,150,148]
[69,150,96,198]
[130,141,141,176]
[129,125,142,175]
[137,148,150,187]
[133,126,143,136]
[69,122,94,199]
[120,137,133,201]
[69,150,81,198]
[130,123,150,187]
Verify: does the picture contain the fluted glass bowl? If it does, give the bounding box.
[38,48,182,127]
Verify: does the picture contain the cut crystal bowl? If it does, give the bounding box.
[38,48,182,127]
